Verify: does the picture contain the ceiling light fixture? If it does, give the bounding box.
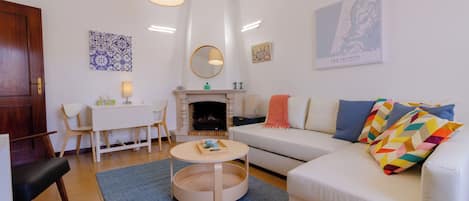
[241,20,262,32]
[149,0,184,7]
[148,25,176,34]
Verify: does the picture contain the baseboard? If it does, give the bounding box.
[56,137,171,156]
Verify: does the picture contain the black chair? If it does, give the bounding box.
[10,131,70,201]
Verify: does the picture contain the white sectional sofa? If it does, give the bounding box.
[229,98,469,201]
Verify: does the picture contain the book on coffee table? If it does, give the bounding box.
[196,140,229,155]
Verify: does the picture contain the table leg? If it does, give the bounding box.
[147,125,152,153]
[95,131,101,162]
[214,163,223,201]
[245,154,249,178]
[170,157,174,199]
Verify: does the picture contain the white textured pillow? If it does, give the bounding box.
[288,97,310,129]
[243,94,261,117]
[305,99,338,134]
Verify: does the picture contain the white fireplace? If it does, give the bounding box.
[173,90,245,142]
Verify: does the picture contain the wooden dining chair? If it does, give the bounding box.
[59,104,109,162]
[134,100,172,151]
[153,100,173,150]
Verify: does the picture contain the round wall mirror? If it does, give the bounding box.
[190,45,224,79]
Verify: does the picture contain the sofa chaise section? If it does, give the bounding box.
[288,143,421,201]
[288,131,469,201]
[229,123,351,175]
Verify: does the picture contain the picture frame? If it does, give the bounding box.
[252,42,272,63]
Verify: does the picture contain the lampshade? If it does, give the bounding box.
[122,81,133,98]
[149,0,184,6]
[208,48,224,66]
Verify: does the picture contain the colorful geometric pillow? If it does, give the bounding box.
[358,98,394,143]
[369,109,463,175]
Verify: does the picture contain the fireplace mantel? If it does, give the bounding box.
[173,89,245,142]
[174,89,245,95]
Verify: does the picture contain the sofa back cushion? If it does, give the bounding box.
[288,97,310,129]
[243,94,262,117]
[305,99,338,134]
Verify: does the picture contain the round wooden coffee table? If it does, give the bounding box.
[169,140,249,201]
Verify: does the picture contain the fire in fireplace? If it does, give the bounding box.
[190,102,227,131]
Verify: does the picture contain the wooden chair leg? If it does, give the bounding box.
[75,135,82,155]
[157,125,162,151]
[56,178,69,201]
[163,123,172,144]
[89,132,96,162]
[103,131,110,149]
[59,134,70,157]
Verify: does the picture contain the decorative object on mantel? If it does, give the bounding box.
[122,81,133,104]
[176,85,185,90]
[233,82,238,90]
[96,96,116,106]
[149,0,184,7]
[315,0,383,69]
[239,82,244,90]
[89,31,132,72]
[203,82,211,91]
[252,42,272,63]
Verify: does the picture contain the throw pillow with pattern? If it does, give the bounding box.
[369,109,463,175]
[358,98,394,143]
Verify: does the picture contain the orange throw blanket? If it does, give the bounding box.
[264,95,290,128]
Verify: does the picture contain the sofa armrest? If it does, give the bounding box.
[422,131,469,201]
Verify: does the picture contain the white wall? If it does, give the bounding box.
[7,0,188,151]
[182,0,245,90]
[183,0,228,89]
[238,0,469,124]
[0,135,12,201]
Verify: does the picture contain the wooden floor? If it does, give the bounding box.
[34,142,286,201]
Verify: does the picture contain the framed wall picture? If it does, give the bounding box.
[252,42,272,63]
[89,31,133,72]
[315,0,383,69]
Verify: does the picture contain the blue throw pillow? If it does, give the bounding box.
[385,103,416,130]
[421,104,455,121]
[386,103,456,130]
[334,100,374,142]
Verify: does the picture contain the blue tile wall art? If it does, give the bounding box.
[89,30,133,72]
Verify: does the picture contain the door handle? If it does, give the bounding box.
[31,77,42,95]
[37,77,42,95]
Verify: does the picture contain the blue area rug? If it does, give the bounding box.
[96,159,288,201]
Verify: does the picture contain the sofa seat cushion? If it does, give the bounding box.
[288,143,421,201]
[229,124,351,162]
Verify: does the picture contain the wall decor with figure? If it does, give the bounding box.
[315,0,383,69]
[252,42,272,64]
[89,30,133,72]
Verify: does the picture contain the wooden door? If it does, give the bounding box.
[0,1,47,165]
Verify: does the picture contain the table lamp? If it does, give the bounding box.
[122,81,133,104]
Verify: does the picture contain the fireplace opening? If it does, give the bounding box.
[190,102,227,131]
